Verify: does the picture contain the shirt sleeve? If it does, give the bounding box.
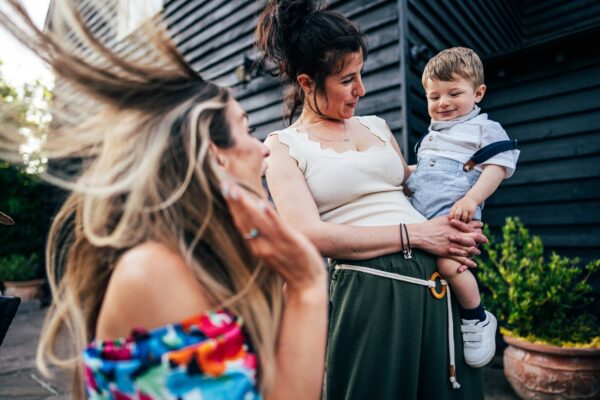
[267,131,307,174]
[480,119,520,179]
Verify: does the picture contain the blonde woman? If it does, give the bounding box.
[0,1,327,399]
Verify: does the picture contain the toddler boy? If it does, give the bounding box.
[406,47,519,368]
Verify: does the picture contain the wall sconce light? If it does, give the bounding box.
[235,54,272,83]
[410,44,433,70]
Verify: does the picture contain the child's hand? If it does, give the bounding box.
[449,196,479,222]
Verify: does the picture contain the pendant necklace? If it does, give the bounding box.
[300,118,350,144]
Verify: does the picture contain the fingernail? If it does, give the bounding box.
[258,201,267,212]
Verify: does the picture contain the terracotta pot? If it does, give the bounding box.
[503,334,600,399]
[2,279,45,301]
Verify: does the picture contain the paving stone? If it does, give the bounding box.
[0,303,70,398]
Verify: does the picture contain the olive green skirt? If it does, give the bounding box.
[326,250,484,399]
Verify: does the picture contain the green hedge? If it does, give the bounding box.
[0,161,47,264]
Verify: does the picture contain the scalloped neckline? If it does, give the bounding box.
[291,117,388,156]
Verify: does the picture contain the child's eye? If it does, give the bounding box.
[450,92,462,97]
[429,96,439,100]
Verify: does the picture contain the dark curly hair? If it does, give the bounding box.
[255,0,367,123]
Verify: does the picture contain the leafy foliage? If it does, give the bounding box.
[0,161,48,259]
[0,61,51,174]
[477,217,600,347]
[0,253,41,282]
[0,61,51,265]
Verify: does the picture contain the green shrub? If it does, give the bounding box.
[477,217,600,347]
[0,161,48,260]
[0,253,40,282]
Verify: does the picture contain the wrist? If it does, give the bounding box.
[464,192,481,205]
[405,223,423,250]
[285,275,328,306]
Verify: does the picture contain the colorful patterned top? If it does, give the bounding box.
[83,310,262,400]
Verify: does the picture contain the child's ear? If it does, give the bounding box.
[474,84,487,103]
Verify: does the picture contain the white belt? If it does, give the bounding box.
[335,264,461,389]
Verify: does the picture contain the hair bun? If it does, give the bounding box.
[255,0,321,78]
[276,0,319,36]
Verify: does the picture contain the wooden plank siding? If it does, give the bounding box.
[50,0,600,278]
[482,29,600,264]
[404,0,522,164]
[163,0,407,142]
[403,1,600,272]
[522,0,600,40]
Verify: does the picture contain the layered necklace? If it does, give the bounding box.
[299,118,351,144]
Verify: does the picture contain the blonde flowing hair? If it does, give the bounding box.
[0,0,282,396]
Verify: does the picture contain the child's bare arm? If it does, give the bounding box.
[450,165,506,222]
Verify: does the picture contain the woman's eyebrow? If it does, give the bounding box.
[340,64,364,80]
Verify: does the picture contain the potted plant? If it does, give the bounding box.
[0,253,44,301]
[477,217,600,399]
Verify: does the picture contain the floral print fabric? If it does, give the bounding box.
[83,310,261,399]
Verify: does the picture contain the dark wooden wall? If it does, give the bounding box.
[521,0,600,39]
[402,1,600,273]
[483,29,600,266]
[404,0,522,162]
[164,0,407,142]
[161,0,600,269]
[61,0,600,270]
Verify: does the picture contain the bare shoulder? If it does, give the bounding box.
[95,242,211,340]
[265,131,301,170]
[264,131,288,152]
[114,242,188,284]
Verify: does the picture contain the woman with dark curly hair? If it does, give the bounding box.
[257,1,486,398]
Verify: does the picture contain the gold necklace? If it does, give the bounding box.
[300,118,350,144]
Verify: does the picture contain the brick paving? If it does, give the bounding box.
[1,301,518,399]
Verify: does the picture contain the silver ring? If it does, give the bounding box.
[242,228,260,240]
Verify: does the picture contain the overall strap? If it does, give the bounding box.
[414,134,426,155]
[463,139,518,172]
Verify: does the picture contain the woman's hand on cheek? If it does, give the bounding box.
[221,181,326,294]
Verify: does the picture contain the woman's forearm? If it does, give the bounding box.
[303,218,483,261]
[266,280,328,400]
[305,222,402,259]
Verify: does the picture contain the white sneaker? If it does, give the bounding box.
[461,310,497,368]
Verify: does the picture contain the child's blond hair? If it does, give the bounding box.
[422,47,484,88]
